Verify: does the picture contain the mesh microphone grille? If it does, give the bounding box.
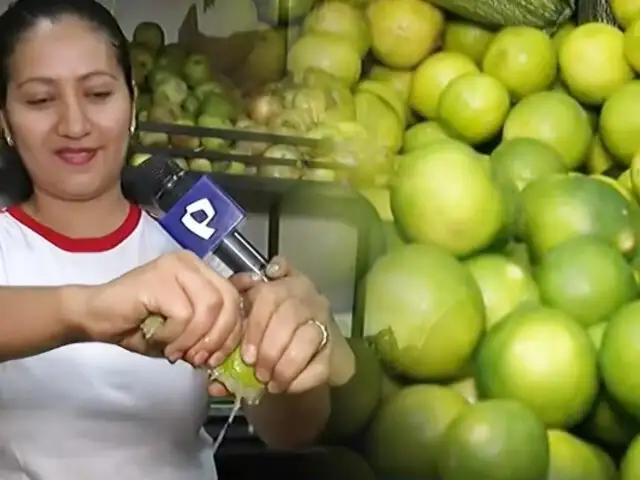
[122,154,182,203]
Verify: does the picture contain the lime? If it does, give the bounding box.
[621,435,640,479]
[356,79,407,126]
[502,90,592,170]
[476,306,599,428]
[581,367,639,450]
[624,19,640,73]
[600,301,640,418]
[630,149,640,200]
[322,338,382,442]
[354,90,404,152]
[362,244,485,380]
[612,0,640,28]
[482,26,557,100]
[302,2,370,56]
[367,65,413,102]
[546,429,617,480]
[586,135,616,174]
[287,32,362,86]
[213,347,264,404]
[520,170,636,259]
[403,121,452,152]
[535,236,638,327]
[464,254,539,330]
[409,51,479,119]
[591,173,637,204]
[438,399,549,480]
[437,73,511,146]
[490,138,567,193]
[365,384,469,478]
[366,0,444,69]
[599,80,640,166]
[553,21,576,51]
[559,23,634,106]
[443,20,494,65]
[391,140,504,257]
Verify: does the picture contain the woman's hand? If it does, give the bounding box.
[209,257,335,397]
[78,251,242,364]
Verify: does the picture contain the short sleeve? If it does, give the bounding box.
[0,223,8,285]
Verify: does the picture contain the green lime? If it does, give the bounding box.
[483,26,557,100]
[534,236,638,327]
[600,301,640,418]
[409,51,479,119]
[502,90,592,170]
[475,306,599,428]
[437,73,511,146]
[559,23,633,106]
[213,347,264,404]
[464,254,539,330]
[490,138,567,193]
[546,429,617,480]
[362,243,484,380]
[391,140,504,257]
[443,20,494,65]
[438,399,549,480]
[365,384,469,478]
[520,174,636,259]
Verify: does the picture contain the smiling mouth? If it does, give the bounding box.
[54,148,99,166]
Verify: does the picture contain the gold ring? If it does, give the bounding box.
[308,319,329,352]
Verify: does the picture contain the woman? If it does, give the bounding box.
[0,0,355,478]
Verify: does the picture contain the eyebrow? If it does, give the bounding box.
[16,71,118,88]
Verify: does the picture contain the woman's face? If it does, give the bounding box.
[2,15,133,201]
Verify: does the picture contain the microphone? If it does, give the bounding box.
[123,155,269,279]
[125,155,269,416]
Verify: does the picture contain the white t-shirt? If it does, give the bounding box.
[0,204,217,480]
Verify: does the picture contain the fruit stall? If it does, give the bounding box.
[8,0,640,477]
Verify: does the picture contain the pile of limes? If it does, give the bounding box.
[303,1,640,479]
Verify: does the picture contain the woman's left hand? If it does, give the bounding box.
[208,256,333,397]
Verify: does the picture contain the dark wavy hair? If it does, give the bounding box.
[0,0,137,203]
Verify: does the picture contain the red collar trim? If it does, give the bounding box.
[6,203,142,252]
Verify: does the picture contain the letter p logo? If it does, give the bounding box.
[181,198,216,240]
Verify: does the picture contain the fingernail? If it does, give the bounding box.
[268,382,282,394]
[167,351,183,363]
[250,272,262,282]
[208,352,225,368]
[256,368,270,383]
[242,345,257,365]
[266,262,280,277]
[194,352,208,366]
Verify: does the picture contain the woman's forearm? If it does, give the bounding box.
[244,385,331,450]
[245,321,355,450]
[0,285,86,362]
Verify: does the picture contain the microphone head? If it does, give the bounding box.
[122,154,184,206]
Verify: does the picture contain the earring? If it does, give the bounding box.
[4,132,13,147]
[129,118,136,135]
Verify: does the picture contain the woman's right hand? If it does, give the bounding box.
[75,251,242,365]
